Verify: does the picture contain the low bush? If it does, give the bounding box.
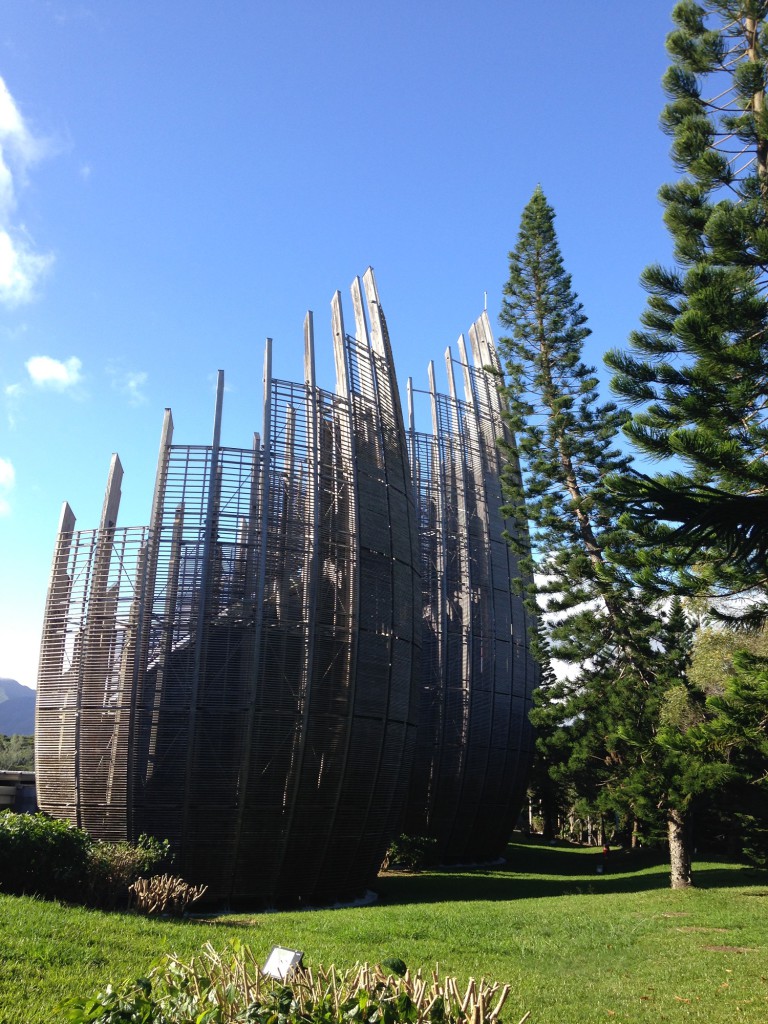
[382,834,439,872]
[59,943,521,1024]
[0,811,173,907]
[129,873,207,916]
[0,809,91,900]
[87,834,173,908]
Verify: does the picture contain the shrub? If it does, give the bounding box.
[0,811,174,907]
[59,943,520,1024]
[0,809,91,900]
[87,835,173,908]
[129,873,207,916]
[382,834,439,872]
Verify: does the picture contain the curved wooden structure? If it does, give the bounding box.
[35,274,537,902]
[403,313,537,862]
[35,270,422,907]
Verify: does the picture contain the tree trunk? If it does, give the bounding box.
[668,807,693,888]
[541,788,558,841]
[541,809,556,842]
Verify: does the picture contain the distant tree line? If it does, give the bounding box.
[0,735,34,771]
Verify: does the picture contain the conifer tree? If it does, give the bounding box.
[499,187,700,886]
[607,0,768,596]
[499,186,639,644]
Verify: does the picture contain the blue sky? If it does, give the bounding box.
[0,0,676,690]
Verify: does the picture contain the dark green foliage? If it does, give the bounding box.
[600,0,768,867]
[381,958,408,978]
[0,811,171,907]
[0,733,34,770]
[382,834,438,872]
[499,188,704,882]
[0,810,91,901]
[606,0,768,588]
[609,472,768,574]
[676,650,768,862]
[497,186,668,669]
[86,835,172,909]
[59,978,157,1024]
[498,185,632,576]
[59,947,502,1024]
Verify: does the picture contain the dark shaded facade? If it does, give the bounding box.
[35,271,421,906]
[35,272,537,905]
[403,313,537,862]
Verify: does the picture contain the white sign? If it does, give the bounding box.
[263,946,304,980]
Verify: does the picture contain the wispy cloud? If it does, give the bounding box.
[0,76,53,306]
[122,370,148,405]
[26,354,82,390]
[0,456,15,516]
[0,230,53,305]
[107,363,148,405]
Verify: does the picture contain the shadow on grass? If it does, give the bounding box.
[373,836,768,906]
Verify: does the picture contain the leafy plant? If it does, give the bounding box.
[59,944,521,1024]
[87,835,173,909]
[0,809,91,900]
[59,978,159,1024]
[0,811,175,908]
[381,835,438,872]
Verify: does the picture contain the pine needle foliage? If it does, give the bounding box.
[498,186,662,678]
[498,188,702,884]
[606,0,768,587]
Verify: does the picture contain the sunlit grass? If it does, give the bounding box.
[2,837,768,1023]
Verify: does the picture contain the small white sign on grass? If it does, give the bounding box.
[263,946,304,980]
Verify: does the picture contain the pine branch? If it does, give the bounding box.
[610,469,768,569]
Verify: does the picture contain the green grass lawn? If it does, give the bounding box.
[2,837,768,1023]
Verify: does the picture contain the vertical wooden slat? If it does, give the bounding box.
[180,371,224,849]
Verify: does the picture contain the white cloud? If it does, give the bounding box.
[107,364,148,405]
[0,456,15,516]
[123,370,148,404]
[0,229,53,305]
[0,456,14,489]
[26,354,82,390]
[3,381,23,429]
[0,77,53,306]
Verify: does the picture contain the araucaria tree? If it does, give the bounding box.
[607,0,768,600]
[498,186,701,887]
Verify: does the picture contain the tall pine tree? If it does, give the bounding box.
[499,186,638,645]
[499,187,701,886]
[607,0,768,598]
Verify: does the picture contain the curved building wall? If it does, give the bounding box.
[403,313,537,862]
[35,269,421,907]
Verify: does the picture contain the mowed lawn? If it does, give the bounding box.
[2,837,768,1024]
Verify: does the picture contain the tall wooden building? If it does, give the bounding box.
[35,270,536,906]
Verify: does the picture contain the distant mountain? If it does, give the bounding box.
[0,678,35,736]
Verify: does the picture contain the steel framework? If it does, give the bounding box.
[403,313,537,862]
